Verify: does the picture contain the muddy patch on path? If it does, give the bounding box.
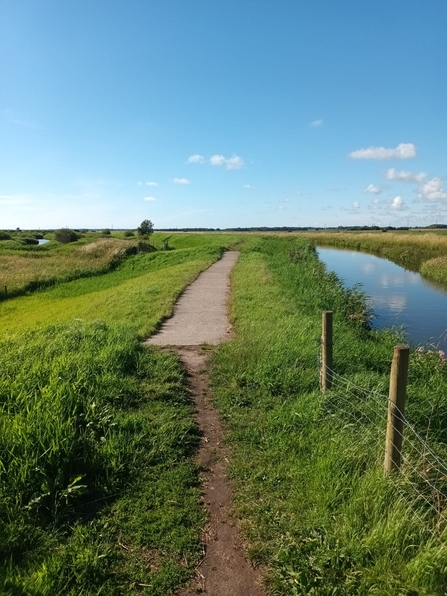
[175,346,264,596]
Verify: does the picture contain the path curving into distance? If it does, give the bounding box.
[147,250,240,346]
[146,250,265,596]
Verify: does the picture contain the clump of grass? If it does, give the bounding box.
[212,236,447,594]
[0,321,204,594]
[420,255,447,285]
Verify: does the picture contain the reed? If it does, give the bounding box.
[298,230,447,278]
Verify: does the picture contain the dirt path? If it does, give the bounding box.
[146,252,265,595]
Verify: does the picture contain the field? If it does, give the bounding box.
[2,231,447,594]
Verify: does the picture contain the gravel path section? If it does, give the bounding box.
[146,251,240,346]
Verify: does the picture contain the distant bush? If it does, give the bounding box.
[21,237,39,245]
[0,231,11,240]
[54,228,79,244]
[124,230,135,237]
[101,228,111,236]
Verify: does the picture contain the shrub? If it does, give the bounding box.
[54,228,79,244]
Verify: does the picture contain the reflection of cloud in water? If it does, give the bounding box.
[379,271,418,288]
[407,272,420,284]
[372,294,407,312]
[363,263,376,274]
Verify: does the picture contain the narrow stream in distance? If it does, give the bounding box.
[317,246,447,351]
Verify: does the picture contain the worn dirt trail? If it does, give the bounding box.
[146,252,265,596]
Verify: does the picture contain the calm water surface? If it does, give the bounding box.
[317,246,447,351]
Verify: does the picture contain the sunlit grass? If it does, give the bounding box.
[211,236,447,594]
[0,245,227,337]
[0,233,240,593]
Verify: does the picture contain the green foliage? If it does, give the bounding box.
[0,321,203,593]
[54,228,80,244]
[124,230,135,237]
[211,236,447,595]
[137,219,154,238]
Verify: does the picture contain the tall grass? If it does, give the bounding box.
[0,321,204,594]
[211,236,447,594]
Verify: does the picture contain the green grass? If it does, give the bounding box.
[0,243,229,336]
[211,236,447,594]
[0,233,239,594]
[0,321,203,595]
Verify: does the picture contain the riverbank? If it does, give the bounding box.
[299,230,447,285]
[211,235,447,594]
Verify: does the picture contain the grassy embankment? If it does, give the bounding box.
[299,230,447,285]
[212,236,447,595]
[0,233,238,595]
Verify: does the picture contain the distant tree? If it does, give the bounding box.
[124,230,135,237]
[101,228,111,236]
[137,219,154,238]
[54,228,79,244]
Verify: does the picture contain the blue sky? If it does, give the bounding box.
[1,0,446,230]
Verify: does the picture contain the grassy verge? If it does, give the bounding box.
[299,230,447,284]
[1,322,203,595]
[1,233,239,594]
[211,236,447,594]
[0,232,239,300]
[0,242,232,336]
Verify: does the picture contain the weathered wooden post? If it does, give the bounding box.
[384,344,409,474]
[321,311,333,392]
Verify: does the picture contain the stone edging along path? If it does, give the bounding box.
[145,251,265,596]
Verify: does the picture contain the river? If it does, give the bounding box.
[317,246,447,351]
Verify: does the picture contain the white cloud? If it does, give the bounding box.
[242,184,254,189]
[309,119,323,128]
[418,177,447,202]
[225,155,244,169]
[363,183,381,194]
[146,181,158,186]
[173,177,190,185]
[210,154,244,169]
[390,196,407,210]
[144,196,157,202]
[187,154,205,164]
[385,168,426,183]
[349,143,416,160]
[353,201,360,209]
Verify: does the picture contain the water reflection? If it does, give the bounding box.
[317,247,447,350]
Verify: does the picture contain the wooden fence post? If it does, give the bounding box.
[384,344,410,474]
[321,311,333,392]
